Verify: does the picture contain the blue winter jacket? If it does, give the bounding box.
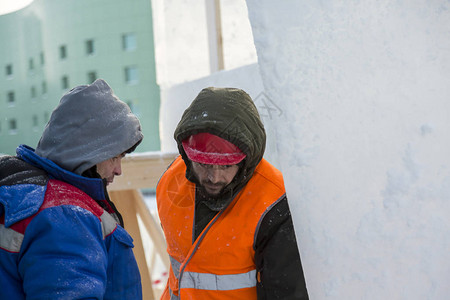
[0,145,142,299]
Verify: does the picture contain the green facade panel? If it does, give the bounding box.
[0,0,160,155]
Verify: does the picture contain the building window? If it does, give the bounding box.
[32,114,38,128]
[122,33,137,51]
[40,52,45,65]
[87,71,97,84]
[29,58,34,71]
[61,76,69,89]
[60,45,67,59]
[31,86,37,99]
[42,81,47,95]
[86,39,95,55]
[124,66,138,84]
[9,119,17,134]
[6,64,13,77]
[7,91,15,105]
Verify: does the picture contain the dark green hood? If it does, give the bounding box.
[174,87,266,193]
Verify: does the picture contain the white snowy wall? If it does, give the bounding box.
[246,1,450,299]
[150,0,257,87]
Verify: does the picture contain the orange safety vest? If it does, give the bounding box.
[157,156,286,299]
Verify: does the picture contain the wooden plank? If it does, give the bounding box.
[205,0,224,72]
[134,191,170,270]
[108,152,177,297]
[214,0,224,70]
[110,190,155,300]
[108,152,178,191]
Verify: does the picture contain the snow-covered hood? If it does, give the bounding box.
[174,87,266,193]
[35,79,143,175]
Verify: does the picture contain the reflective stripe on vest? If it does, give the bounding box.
[169,288,179,300]
[0,223,23,252]
[181,269,256,290]
[170,255,181,279]
[158,156,285,299]
[169,254,256,291]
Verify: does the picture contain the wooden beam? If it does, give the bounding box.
[134,191,170,270]
[108,152,177,297]
[108,152,178,191]
[110,190,155,300]
[206,0,224,72]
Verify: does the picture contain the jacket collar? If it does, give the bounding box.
[1,145,107,228]
[17,145,106,201]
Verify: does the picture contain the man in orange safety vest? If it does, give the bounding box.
[156,87,309,299]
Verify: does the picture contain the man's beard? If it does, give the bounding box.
[195,179,235,212]
[197,179,227,199]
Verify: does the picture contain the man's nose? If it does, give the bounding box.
[207,168,221,183]
[114,160,122,176]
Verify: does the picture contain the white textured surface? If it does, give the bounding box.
[246,1,450,299]
[151,0,257,87]
[0,0,33,15]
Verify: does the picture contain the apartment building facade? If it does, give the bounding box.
[0,0,160,155]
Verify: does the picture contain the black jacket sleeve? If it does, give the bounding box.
[254,195,309,299]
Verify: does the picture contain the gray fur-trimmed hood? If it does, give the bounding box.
[35,79,143,175]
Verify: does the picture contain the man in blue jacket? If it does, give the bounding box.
[0,79,143,299]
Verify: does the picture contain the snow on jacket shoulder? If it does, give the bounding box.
[0,147,142,300]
